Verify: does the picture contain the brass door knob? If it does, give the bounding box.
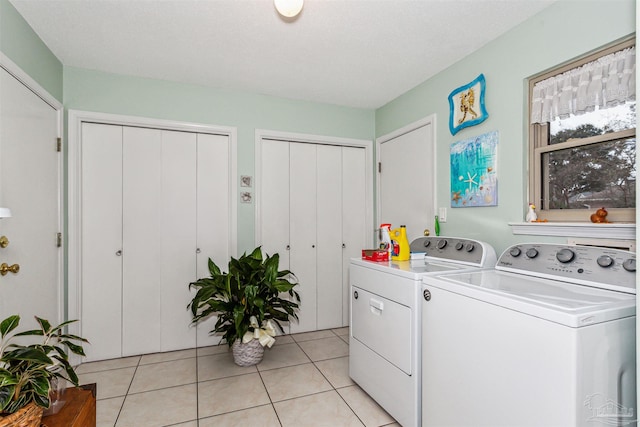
[0,236,8,248]
[0,263,19,276]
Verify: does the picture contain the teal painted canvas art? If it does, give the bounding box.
[450,130,498,208]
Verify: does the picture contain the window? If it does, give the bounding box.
[529,38,636,222]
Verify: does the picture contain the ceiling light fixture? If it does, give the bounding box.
[274,0,304,18]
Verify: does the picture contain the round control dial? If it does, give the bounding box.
[509,247,521,257]
[556,248,575,263]
[525,248,539,259]
[465,243,475,252]
[455,242,464,251]
[436,239,447,249]
[623,258,636,272]
[423,240,431,248]
[596,255,614,268]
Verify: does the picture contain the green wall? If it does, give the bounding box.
[63,67,375,253]
[0,0,62,101]
[375,0,636,254]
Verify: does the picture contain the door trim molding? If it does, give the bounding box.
[375,114,437,234]
[68,110,238,362]
[0,53,64,326]
[254,129,374,248]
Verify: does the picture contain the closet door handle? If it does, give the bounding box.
[115,250,122,256]
[286,245,290,250]
[196,248,201,254]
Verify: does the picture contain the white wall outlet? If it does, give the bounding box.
[438,207,447,223]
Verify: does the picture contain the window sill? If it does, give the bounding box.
[508,222,636,240]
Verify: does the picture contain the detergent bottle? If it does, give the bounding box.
[379,223,392,255]
[390,225,410,261]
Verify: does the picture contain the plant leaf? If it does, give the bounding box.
[0,315,20,339]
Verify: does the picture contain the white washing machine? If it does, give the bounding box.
[349,236,497,427]
[421,243,636,427]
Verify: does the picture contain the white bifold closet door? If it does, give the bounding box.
[81,123,123,361]
[121,126,164,356]
[260,139,367,333]
[316,145,343,330]
[195,133,231,347]
[81,123,229,361]
[289,143,318,333]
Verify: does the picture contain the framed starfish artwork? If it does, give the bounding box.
[448,74,489,135]
[450,130,498,208]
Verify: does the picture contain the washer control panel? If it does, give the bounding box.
[496,243,636,293]
[409,236,497,267]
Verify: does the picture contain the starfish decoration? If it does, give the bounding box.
[463,172,478,192]
[452,191,462,203]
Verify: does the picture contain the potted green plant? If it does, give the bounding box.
[188,247,300,366]
[0,315,88,426]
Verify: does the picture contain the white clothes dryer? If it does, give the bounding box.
[421,243,636,427]
[349,236,497,427]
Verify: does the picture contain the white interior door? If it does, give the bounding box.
[196,133,231,347]
[161,130,197,352]
[341,146,367,326]
[122,126,162,356]
[289,143,317,333]
[378,120,435,241]
[316,145,343,330]
[0,68,60,325]
[80,123,123,361]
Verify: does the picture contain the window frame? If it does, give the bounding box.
[528,37,636,223]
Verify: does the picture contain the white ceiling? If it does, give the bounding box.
[10,0,556,109]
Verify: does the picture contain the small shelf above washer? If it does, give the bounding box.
[508,222,635,240]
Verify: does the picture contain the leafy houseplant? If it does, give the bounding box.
[188,247,300,365]
[0,315,88,425]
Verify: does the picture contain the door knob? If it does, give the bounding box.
[0,236,9,248]
[0,263,20,276]
[115,250,122,256]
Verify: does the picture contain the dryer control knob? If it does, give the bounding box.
[623,258,636,272]
[509,247,522,257]
[465,243,475,252]
[525,248,539,259]
[556,248,575,263]
[423,240,431,248]
[436,239,447,249]
[596,255,614,268]
[455,242,464,250]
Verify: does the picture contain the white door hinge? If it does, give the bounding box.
[378,162,382,173]
[56,232,62,248]
[56,138,62,152]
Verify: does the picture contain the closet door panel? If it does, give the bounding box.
[260,140,290,270]
[81,123,123,361]
[122,127,162,356]
[289,143,317,333]
[342,146,367,326]
[316,145,343,330]
[196,133,231,346]
[161,130,197,352]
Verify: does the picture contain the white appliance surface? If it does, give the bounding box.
[349,236,496,427]
[421,243,636,427]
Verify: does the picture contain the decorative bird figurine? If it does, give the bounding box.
[526,203,537,222]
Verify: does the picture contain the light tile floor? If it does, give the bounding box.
[75,327,399,427]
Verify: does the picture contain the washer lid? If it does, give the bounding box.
[425,270,636,327]
[350,257,471,280]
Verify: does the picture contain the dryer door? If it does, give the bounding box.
[351,285,412,374]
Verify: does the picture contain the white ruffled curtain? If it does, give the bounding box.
[531,46,635,124]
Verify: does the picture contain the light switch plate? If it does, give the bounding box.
[438,207,447,222]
